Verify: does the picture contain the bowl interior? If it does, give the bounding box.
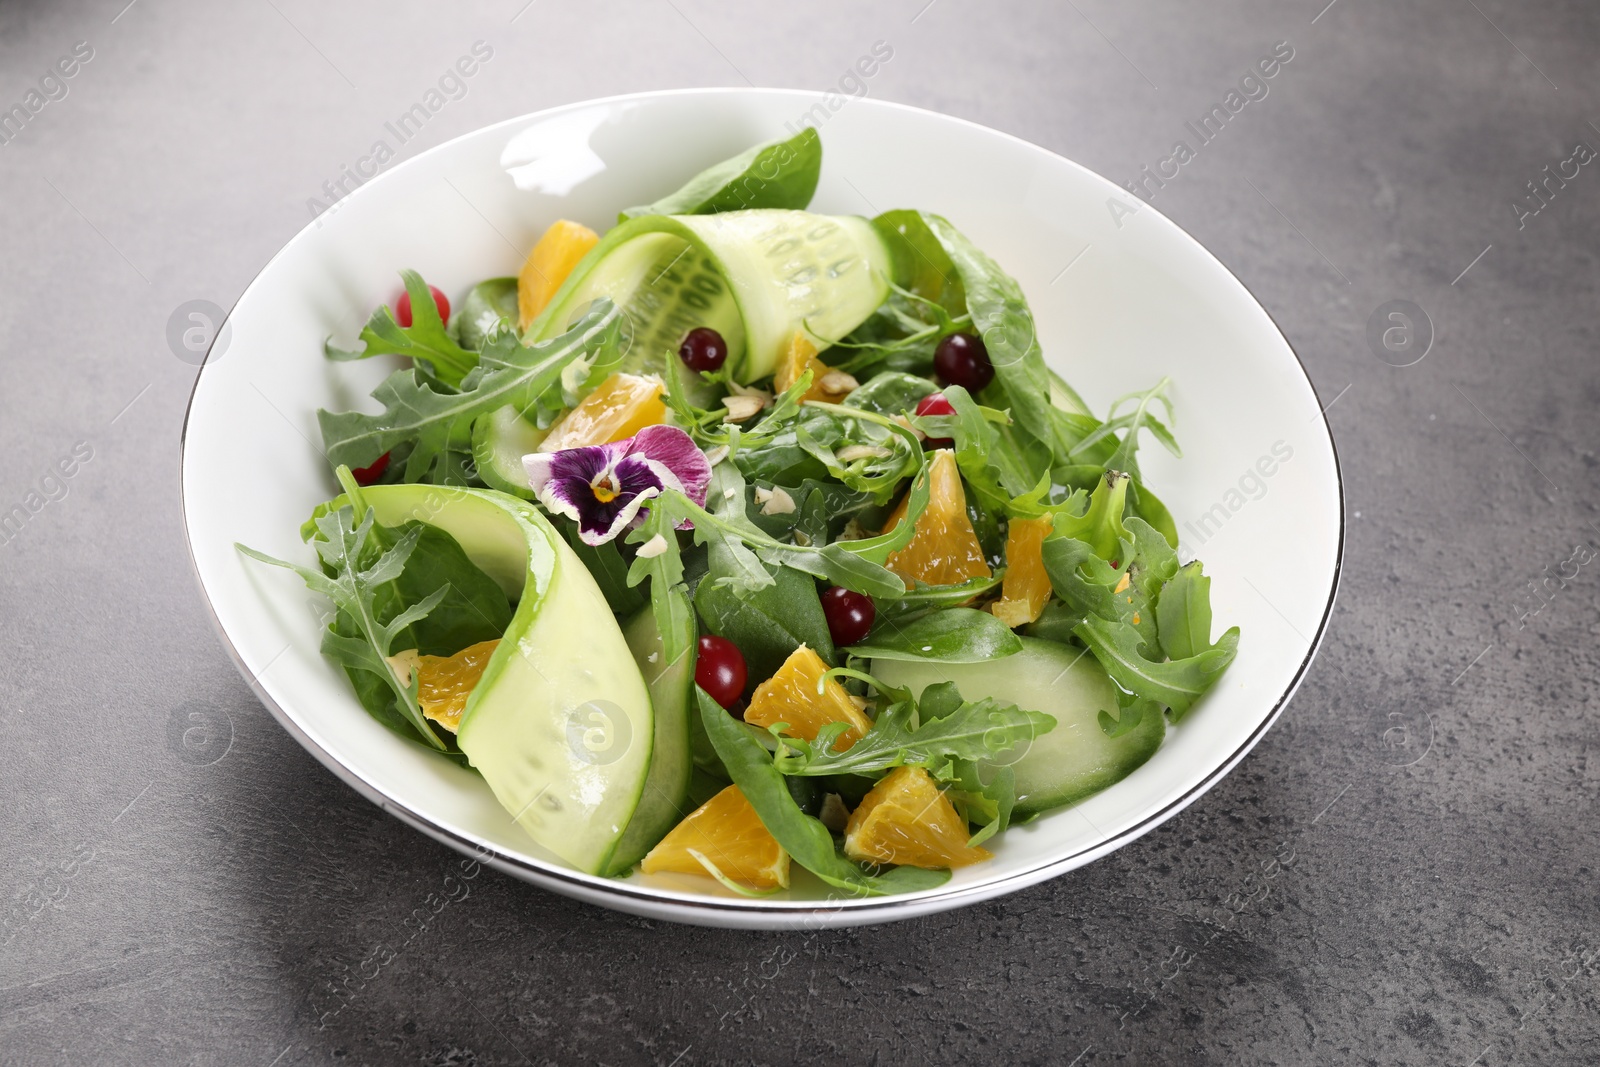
[182,89,1340,928]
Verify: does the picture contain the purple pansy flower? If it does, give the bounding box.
[523,424,712,546]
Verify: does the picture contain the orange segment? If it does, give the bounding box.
[538,372,667,452]
[844,765,992,869]
[774,331,853,403]
[518,219,599,331]
[992,515,1055,627]
[388,639,500,732]
[881,449,992,586]
[745,645,873,751]
[641,785,790,889]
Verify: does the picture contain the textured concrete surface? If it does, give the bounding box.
[3,0,1599,1063]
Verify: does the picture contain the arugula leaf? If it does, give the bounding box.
[695,530,837,682]
[773,688,1051,780]
[792,402,924,504]
[1052,469,1130,559]
[1073,614,1239,721]
[1067,377,1181,481]
[318,299,622,482]
[620,128,822,220]
[1098,694,1160,739]
[697,688,951,896]
[942,760,1016,848]
[623,503,695,669]
[846,607,1022,663]
[1040,535,1124,622]
[628,456,918,601]
[238,503,449,750]
[1156,560,1223,661]
[453,276,517,351]
[326,270,478,388]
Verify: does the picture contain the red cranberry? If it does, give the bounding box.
[820,586,876,647]
[351,451,391,485]
[696,635,748,709]
[914,393,957,449]
[678,327,728,373]
[396,285,450,328]
[933,332,994,392]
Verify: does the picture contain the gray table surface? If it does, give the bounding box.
[4,0,1598,1063]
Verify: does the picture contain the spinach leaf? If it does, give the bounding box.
[874,572,1003,624]
[697,689,950,896]
[847,607,1021,663]
[563,525,647,617]
[453,276,517,351]
[1025,597,1087,636]
[621,128,822,220]
[871,209,966,317]
[914,214,1058,457]
[238,502,450,750]
[1156,560,1223,661]
[319,299,622,483]
[1073,614,1238,721]
[772,691,1051,780]
[386,521,513,656]
[695,542,836,684]
[840,371,938,416]
[326,270,478,388]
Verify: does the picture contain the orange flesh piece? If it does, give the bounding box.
[411,639,500,732]
[641,785,790,889]
[880,449,992,586]
[774,332,851,403]
[538,372,666,452]
[992,515,1055,627]
[744,645,873,751]
[518,219,599,332]
[844,765,992,869]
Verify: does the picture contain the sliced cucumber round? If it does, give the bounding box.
[527,210,892,383]
[343,483,654,875]
[471,405,546,499]
[870,637,1165,816]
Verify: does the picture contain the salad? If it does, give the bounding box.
[240,129,1239,897]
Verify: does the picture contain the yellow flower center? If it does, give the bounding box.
[591,472,621,503]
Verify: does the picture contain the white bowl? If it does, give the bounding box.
[181,88,1342,929]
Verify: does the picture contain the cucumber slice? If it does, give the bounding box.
[606,593,697,875]
[344,484,654,875]
[470,405,546,499]
[870,638,1165,816]
[528,210,892,383]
